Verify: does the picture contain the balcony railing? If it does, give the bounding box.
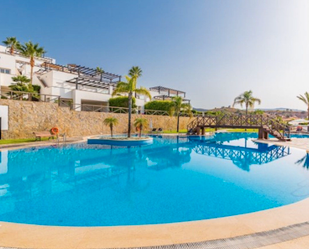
[0,90,60,103]
[0,90,197,117]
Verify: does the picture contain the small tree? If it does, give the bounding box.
[8,75,36,100]
[103,117,118,137]
[9,75,31,91]
[134,118,148,137]
[112,66,151,137]
[169,96,192,132]
[96,67,105,81]
[233,90,261,115]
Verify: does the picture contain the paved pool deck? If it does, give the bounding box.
[0,136,308,249]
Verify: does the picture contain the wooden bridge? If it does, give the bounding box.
[187,114,291,141]
[193,142,290,171]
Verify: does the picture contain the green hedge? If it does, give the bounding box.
[109,96,136,108]
[144,100,173,111]
[109,96,137,113]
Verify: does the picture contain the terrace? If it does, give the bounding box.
[150,86,191,103]
[40,62,122,84]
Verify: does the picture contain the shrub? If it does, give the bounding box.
[144,100,173,111]
[109,96,137,113]
[252,109,264,115]
[109,96,136,107]
[205,110,224,116]
[192,110,203,115]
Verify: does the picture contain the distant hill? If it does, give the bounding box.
[193,107,244,114]
[260,108,305,112]
[193,108,209,112]
[194,107,305,112]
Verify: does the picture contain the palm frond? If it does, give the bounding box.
[297,94,309,105]
[233,91,261,109]
[134,87,152,99]
[129,66,142,78]
[133,118,148,127]
[112,86,130,96]
[103,117,119,126]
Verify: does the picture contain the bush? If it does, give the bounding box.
[32,84,41,93]
[205,110,224,116]
[109,96,137,113]
[252,109,264,115]
[192,110,203,115]
[144,100,173,111]
[109,96,136,107]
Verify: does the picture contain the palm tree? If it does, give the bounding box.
[129,66,142,78]
[19,41,46,87]
[297,92,309,119]
[103,117,118,137]
[112,68,151,138]
[169,96,192,132]
[2,37,20,55]
[96,67,105,81]
[134,118,148,137]
[233,90,261,115]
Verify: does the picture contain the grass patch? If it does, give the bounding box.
[226,128,258,132]
[0,137,50,145]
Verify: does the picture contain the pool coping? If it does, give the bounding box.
[0,136,309,248]
[88,136,153,146]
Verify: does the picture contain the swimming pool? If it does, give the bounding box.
[0,133,308,226]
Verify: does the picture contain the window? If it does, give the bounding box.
[0,68,11,74]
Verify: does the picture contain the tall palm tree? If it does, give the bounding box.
[128,66,142,78]
[112,69,151,138]
[2,37,20,55]
[134,118,148,137]
[233,90,261,115]
[19,41,46,87]
[297,92,309,119]
[169,96,192,132]
[103,117,118,137]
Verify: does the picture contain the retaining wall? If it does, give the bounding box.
[0,100,192,139]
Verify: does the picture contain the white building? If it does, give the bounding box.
[0,45,189,112]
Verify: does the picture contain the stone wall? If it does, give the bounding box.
[0,100,192,139]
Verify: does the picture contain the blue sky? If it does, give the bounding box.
[1,0,308,109]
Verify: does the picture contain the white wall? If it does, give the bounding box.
[0,45,56,89]
[0,53,16,87]
[73,89,111,110]
[0,105,8,130]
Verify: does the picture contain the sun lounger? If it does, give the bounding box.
[158,128,163,133]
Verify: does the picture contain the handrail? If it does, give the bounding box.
[1,90,60,103]
[187,114,291,140]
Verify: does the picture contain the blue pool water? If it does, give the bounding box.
[0,132,309,226]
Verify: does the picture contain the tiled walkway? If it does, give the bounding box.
[256,137,309,152]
